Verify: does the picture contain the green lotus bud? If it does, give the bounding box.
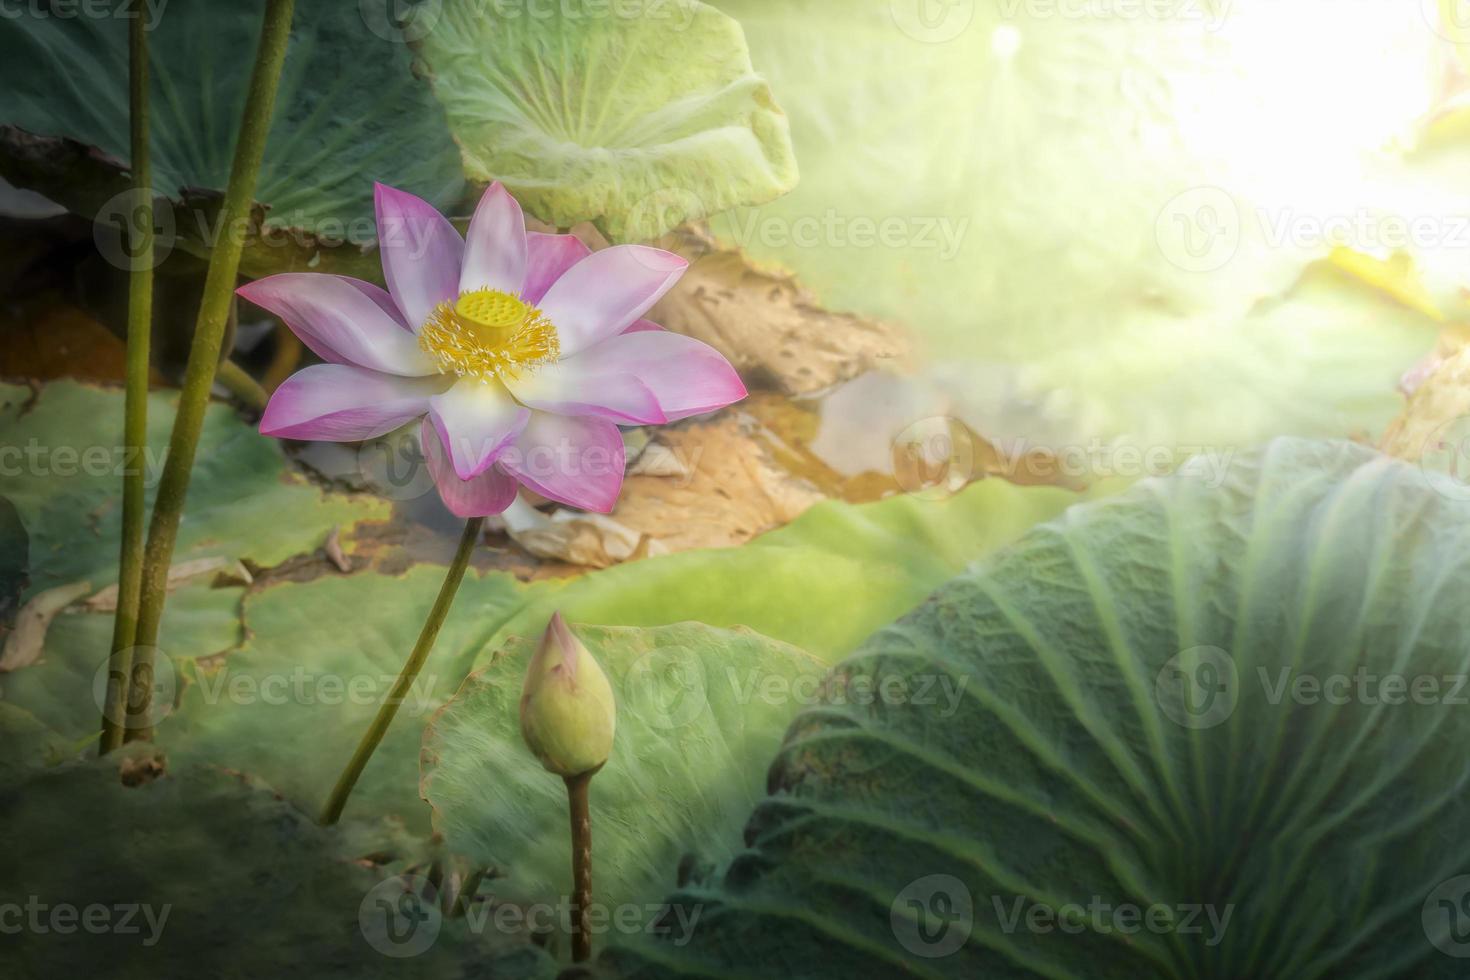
[519,613,616,778]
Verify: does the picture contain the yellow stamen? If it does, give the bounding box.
[418,288,559,382]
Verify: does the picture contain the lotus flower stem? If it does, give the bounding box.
[565,769,596,962]
[215,357,270,412]
[122,0,296,743]
[99,11,155,755]
[319,516,485,825]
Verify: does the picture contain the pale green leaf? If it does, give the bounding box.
[418,0,797,241]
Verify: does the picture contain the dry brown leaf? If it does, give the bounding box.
[1382,342,1470,461]
[648,247,910,396]
[0,579,92,672]
[503,502,664,568]
[610,411,826,553]
[626,441,692,479]
[323,526,353,573]
[82,556,243,612]
[523,221,909,395]
[505,409,826,567]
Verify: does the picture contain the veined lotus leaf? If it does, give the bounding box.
[167,567,553,832]
[0,580,244,742]
[0,702,70,784]
[708,0,1443,448]
[482,474,1089,665]
[0,755,556,978]
[0,0,464,279]
[1017,266,1442,448]
[162,475,1082,831]
[416,0,797,241]
[421,623,827,916]
[603,438,1470,978]
[0,381,388,601]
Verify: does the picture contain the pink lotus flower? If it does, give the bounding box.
[239,183,745,517]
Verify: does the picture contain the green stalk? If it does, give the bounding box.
[124,0,296,743]
[215,358,270,412]
[99,10,154,754]
[319,517,485,825]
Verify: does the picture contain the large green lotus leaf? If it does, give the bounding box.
[422,623,826,915]
[0,755,555,979]
[0,0,464,278]
[165,476,1081,831]
[709,0,1443,446]
[0,703,70,784]
[0,580,243,743]
[168,567,553,832]
[603,438,1470,978]
[0,381,387,601]
[483,475,1088,665]
[1018,267,1441,447]
[417,0,796,241]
